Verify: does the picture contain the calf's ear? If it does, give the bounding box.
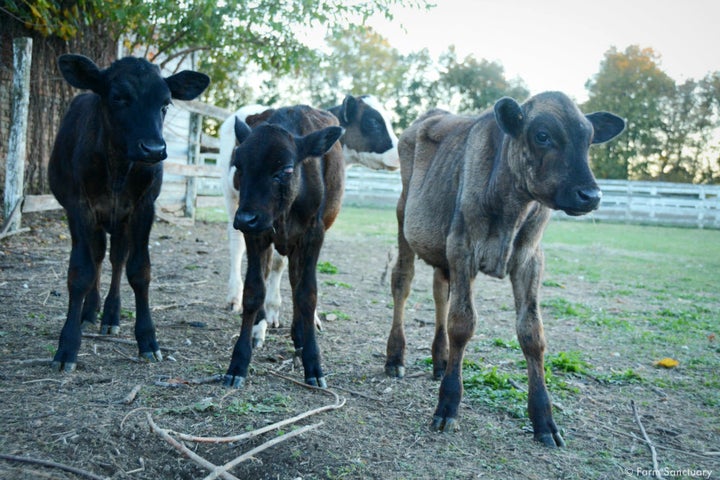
[586,112,626,144]
[338,95,357,125]
[494,97,524,137]
[165,71,210,100]
[296,126,345,161]
[58,54,104,93]
[234,117,252,144]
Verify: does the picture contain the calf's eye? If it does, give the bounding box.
[535,131,551,145]
[273,166,294,183]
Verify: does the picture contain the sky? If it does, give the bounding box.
[359,0,720,103]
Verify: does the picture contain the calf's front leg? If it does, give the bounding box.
[224,241,272,388]
[288,225,326,387]
[431,266,475,432]
[53,216,102,372]
[126,209,161,362]
[511,249,565,447]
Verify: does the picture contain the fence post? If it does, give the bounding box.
[3,37,33,233]
[184,112,202,218]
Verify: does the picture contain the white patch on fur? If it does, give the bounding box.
[344,145,399,170]
[264,252,287,328]
[357,96,400,169]
[252,319,268,349]
[219,105,270,311]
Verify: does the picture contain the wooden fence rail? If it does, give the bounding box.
[3,59,719,233]
[340,169,720,229]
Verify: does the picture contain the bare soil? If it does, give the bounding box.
[0,210,718,480]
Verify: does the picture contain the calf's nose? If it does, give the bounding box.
[576,187,602,210]
[139,140,167,161]
[234,210,261,232]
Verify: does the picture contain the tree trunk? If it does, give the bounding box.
[0,12,117,207]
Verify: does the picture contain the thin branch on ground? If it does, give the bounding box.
[151,300,209,311]
[170,385,344,444]
[82,333,178,352]
[631,400,661,476]
[597,423,716,460]
[201,423,323,480]
[146,413,241,480]
[0,453,105,480]
[330,384,385,403]
[123,384,143,404]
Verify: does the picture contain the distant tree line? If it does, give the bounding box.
[2,1,719,200]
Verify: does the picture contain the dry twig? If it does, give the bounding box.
[201,423,323,480]
[123,384,143,404]
[0,453,105,480]
[146,413,240,480]
[631,400,661,476]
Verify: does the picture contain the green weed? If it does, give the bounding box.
[317,261,339,274]
[547,350,591,374]
[226,394,291,416]
[323,280,352,289]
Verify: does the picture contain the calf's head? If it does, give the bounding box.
[494,91,625,216]
[58,54,209,163]
[231,118,344,234]
[334,95,399,170]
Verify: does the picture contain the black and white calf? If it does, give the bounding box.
[218,95,398,345]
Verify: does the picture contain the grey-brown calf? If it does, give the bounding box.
[385,91,625,446]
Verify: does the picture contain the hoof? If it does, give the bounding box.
[535,431,565,447]
[306,377,327,388]
[385,365,405,378]
[100,325,120,335]
[431,415,459,432]
[265,308,281,329]
[222,374,245,388]
[139,350,163,363]
[51,360,76,373]
[314,312,323,332]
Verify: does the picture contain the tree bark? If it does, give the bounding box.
[0,11,117,208]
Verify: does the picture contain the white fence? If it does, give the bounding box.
[339,168,720,229]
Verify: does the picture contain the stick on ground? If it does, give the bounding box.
[631,400,661,476]
[0,453,106,480]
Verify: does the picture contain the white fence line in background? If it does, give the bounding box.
[332,168,720,229]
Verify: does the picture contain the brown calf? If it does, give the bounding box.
[385,91,625,446]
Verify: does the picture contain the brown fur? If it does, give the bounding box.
[386,92,624,446]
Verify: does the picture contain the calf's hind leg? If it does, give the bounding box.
[431,268,450,379]
[511,249,565,447]
[100,229,129,335]
[385,198,415,378]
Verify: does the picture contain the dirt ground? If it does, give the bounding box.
[1,210,718,480]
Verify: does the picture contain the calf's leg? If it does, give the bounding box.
[511,249,565,447]
[385,197,414,378]
[224,240,272,388]
[431,267,450,379]
[226,221,246,312]
[100,228,129,335]
[263,251,287,328]
[52,216,100,372]
[80,230,106,331]
[126,208,161,362]
[288,223,326,387]
[431,266,475,432]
